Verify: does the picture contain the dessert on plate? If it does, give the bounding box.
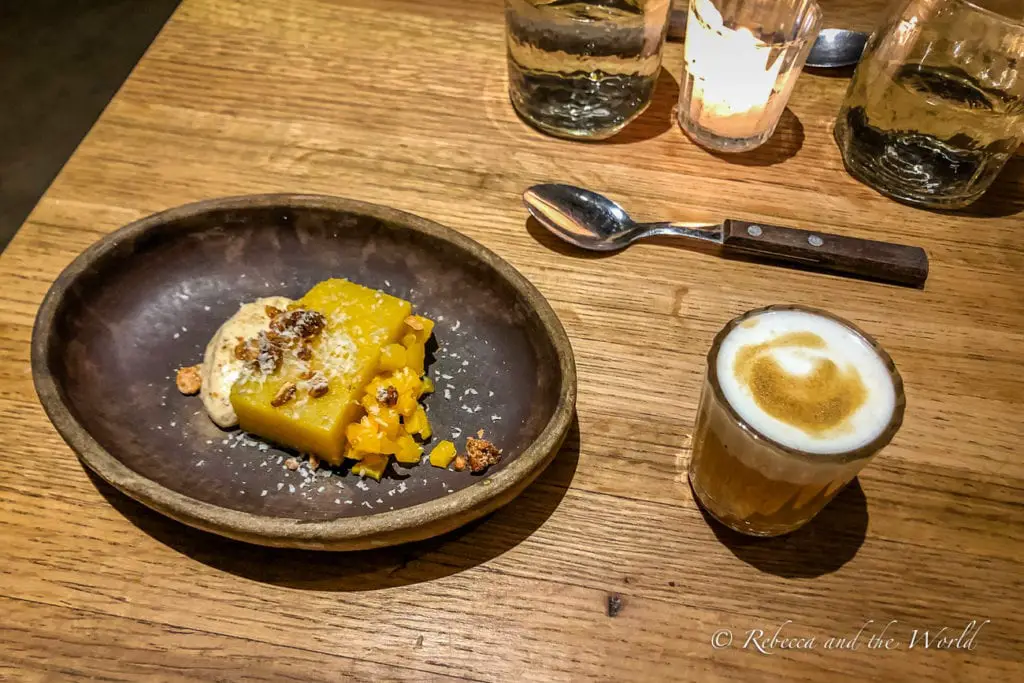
[176,278,499,480]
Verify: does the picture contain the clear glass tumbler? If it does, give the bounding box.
[688,305,906,537]
[834,0,1024,209]
[505,0,673,140]
[677,0,821,153]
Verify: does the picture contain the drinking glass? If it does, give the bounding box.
[834,0,1024,209]
[677,0,822,153]
[688,305,906,537]
[505,0,673,140]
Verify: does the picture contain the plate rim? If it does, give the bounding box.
[31,193,577,550]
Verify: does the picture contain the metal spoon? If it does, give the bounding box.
[667,12,868,70]
[805,28,870,69]
[523,184,928,287]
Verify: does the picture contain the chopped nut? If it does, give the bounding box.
[308,454,320,471]
[175,365,202,395]
[284,457,299,471]
[265,305,283,319]
[296,309,326,337]
[404,315,424,331]
[256,331,283,374]
[476,429,485,439]
[269,312,289,333]
[296,342,313,361]
[298,369,315,380]
[307,372,329,398]
[271,381,297,407]
[466,437,501,473]
[271,308,326,338]
[234,338,258,362]
[376,385,398,407]
[453,454,467,471]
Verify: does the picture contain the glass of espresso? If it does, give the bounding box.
[833,0,1024,209]
[505,0,673,140]
[688,305,905,537]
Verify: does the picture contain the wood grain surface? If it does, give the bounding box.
[1,0,1022,680]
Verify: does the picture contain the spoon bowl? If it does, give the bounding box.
[806,29,869,69]
[523,184,643,251]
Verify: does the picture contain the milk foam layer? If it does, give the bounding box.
[716,310,896,455]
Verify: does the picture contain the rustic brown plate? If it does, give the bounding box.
[32,194,576,550]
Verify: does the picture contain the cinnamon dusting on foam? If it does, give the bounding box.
[733,331,867,437]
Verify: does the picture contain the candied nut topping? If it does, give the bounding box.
[307,372,329,398]
[284,457,299,471]
[234,307,328,381]
[308,454,320,471]
[175,365,202,395]
[271,381,297,407]
[466,437,501,473]
[404,315,424,331]
[453,454,467,472]
[271,308,326,339]
[234,338,259,362]
[376,385,399,407]
[295,309,326,337]
[256,331,283,374]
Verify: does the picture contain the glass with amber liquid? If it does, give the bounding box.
[833,0,1024,209]
[688,305,905,537]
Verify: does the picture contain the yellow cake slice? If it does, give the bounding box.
[229,278,433,469]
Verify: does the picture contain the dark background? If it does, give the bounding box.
[0,0,181,251]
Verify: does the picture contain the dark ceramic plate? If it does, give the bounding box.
[32,195,576,550]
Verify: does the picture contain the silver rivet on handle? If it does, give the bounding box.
[808,235,824,247]
[746,225,763,237]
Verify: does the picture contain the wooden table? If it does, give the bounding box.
[2,0,1022,680]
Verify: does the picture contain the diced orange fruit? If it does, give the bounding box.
[351,453,389,480]
[379,344,407,372]
[429,440,457,468]
[405,405,431,439]
[393,434,423,464]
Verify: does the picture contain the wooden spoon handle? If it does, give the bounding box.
[722,219,929,288]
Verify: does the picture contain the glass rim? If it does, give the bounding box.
[704,304,907,466]
[955,0,1024,30]
[688,0,824,47]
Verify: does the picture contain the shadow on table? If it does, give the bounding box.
[697,478,869,578]
[599,68,680,145]
[92,415,581,590]
[525,216,620,259]
[924,153,1024,219]
[804,65,857,80]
